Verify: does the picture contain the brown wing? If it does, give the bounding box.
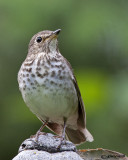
[63,58,94,144]
[63,57,86,129]
[72,76,86,128]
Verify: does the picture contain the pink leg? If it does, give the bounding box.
[35,121,48,142]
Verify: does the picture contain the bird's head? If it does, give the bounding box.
[28,29,61,55]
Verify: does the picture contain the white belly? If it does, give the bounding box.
[22,78,78,125]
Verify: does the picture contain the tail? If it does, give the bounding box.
[66,127,94,144]
[46,122,93,144]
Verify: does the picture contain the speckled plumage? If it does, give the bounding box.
[18,29,93,144]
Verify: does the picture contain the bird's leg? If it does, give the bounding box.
[61,119,66,143]
[35,121,48,142]
[57,118,67,148]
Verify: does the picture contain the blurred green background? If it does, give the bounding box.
[0,0,128,159]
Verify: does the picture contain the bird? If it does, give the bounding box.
[18,29,93,144]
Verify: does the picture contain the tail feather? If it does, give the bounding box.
[84,128,94,142]
[66,127,93,144]
[46,122,63,135]
[46,122,94,144]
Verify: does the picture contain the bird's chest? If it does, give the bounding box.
[19,57,73,95]
[18,57,78,122]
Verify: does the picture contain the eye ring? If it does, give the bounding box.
[36,37,42,43]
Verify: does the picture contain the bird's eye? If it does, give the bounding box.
[36,37,42,43]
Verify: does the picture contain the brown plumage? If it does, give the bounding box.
[18,29,93,144]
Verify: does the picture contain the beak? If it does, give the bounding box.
[52,29,61,35]
[46,29,61,41]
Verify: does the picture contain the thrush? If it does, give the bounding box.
[18,29,93,144]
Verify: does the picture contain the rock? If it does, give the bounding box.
[12,133,128,160]
[13,150,83,160]
[19,132,76,153]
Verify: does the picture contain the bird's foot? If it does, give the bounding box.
[53,135,61,139]
[30,131,46,139]
[57,136,66,148]
[34,131,45,142]
[33,121,48,142]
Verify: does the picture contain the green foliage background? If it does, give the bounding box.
[0,0,128,159]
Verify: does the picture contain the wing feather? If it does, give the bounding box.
[63,57,86,129]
